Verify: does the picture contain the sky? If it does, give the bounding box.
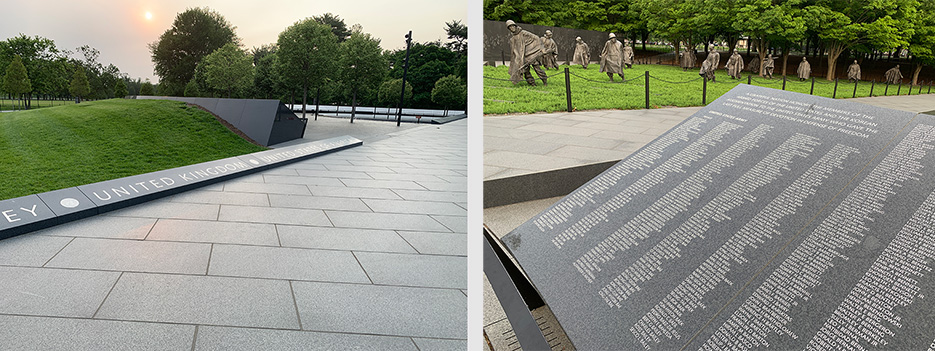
[0,0,466,83]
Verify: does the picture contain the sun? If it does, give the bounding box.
[145,12,152,20]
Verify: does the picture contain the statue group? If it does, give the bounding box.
[505,21,641,84]
[504,21,882,86]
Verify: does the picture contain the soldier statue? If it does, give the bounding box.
[884,65,903,84]
[763,55,775,79]
[600,33,625,81]
[725,50,744,79]
[506,20,548,86]
[541,30,558,70]
[572,37,590,69]
[796,57,811,81]
[622,40,635,68]
[847,60,861,82]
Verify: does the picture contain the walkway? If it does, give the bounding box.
[0,118,466,350]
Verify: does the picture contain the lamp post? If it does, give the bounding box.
[397,31,412,127]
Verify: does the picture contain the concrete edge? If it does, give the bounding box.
[483,160,619,208]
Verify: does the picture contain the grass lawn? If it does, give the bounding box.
[0,98,76,111]
[483,64,934,114]
[0,99,267,200]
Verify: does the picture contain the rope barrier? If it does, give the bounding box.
[647,75,703,84]
[568,71,641,85]
[483,75,515,82]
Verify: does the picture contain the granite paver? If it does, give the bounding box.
[0,118,466,349]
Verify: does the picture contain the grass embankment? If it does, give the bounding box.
[0,98,76,111]
[0,99,267,200]
[483,64,933,114]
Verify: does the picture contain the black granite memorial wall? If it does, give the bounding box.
[500,84,935,350]
[0,136,361,241]
[136,97,306,146]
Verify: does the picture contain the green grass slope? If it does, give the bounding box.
[484,64,933,114]
[0,99,267,200]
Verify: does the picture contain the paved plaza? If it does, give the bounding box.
[0,117,466,350]
[482,93,935,350]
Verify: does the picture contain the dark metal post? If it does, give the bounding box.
[853,79,858,98]
[702,76,707,105]
[782,75,786,90]
[833,78,838,98]
[565,67,572,112]
[397,31,413,127]
[929,81,933,94]
[885,83,890,96]
[747,75,752,85]
[920,81,925,95]
[314,87,320,121]
[909,82,912,96]
[501,50,506,66]
[870,80,875,97]
[810,77,815,95]
[350,89,357,123]
[897,82,902,95]
[645,71,650,109]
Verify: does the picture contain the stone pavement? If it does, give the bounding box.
[482,93,935,350]
[0,119,466,350]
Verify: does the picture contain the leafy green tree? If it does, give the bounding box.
[203,43,254,98]
[431,75,466,114]
[69,65,90,103]
[909,0,935,85]
[277,18,339,118]
[149,7,239,96]
[0,35,65,108]
[340,32,387,121]
[378,78,413,107]
[386,42,461,108]
[733,0,806,76]
[313,13,351,42]
[184,78,201,97]
[805,0,918,80]
[445,20,468,54]
[140,81,155,95]
[2,55,31,110]
[114,78,128,98]
[252,47,280,99]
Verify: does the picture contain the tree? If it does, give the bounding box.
[378,78,413,107]
[806,0,918,80]
[184,78,201,97]
[277,18,340,119]
[114,78,128,98]
[313,13,351,42]
[69,65,90,103]
[252,46,280,99]
[149,7,239,96]
[733,0,806,76]
[202,43,254,98]
[340,32,387,122]
[0,35,65,108]
[386,42,461,108]
[445,20,468,54]
[431,75,466,114]
[909,0,935,85]
[2,55,31,110]
[140,81,155,95]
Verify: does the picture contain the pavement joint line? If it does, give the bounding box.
[41,236,75,268]
[91,271,123,319]
[0,311,468,341]
[141,219,159,241]
[89,216,464,234]
[410,337,422,351]
[0,265,468,291]
[288,281,304,330]
[205,244,214,275]
[321,210,336,227]
[351,251,375,284]
[274,224,282,247]
[190,325,199,351]
[394,230,422,255]
[25,237,467,257]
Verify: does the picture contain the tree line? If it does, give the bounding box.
[485,0,935,84]
[151,8,467,112]
[0,35,154,109]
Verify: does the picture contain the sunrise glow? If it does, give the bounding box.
[145,11,152,20]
